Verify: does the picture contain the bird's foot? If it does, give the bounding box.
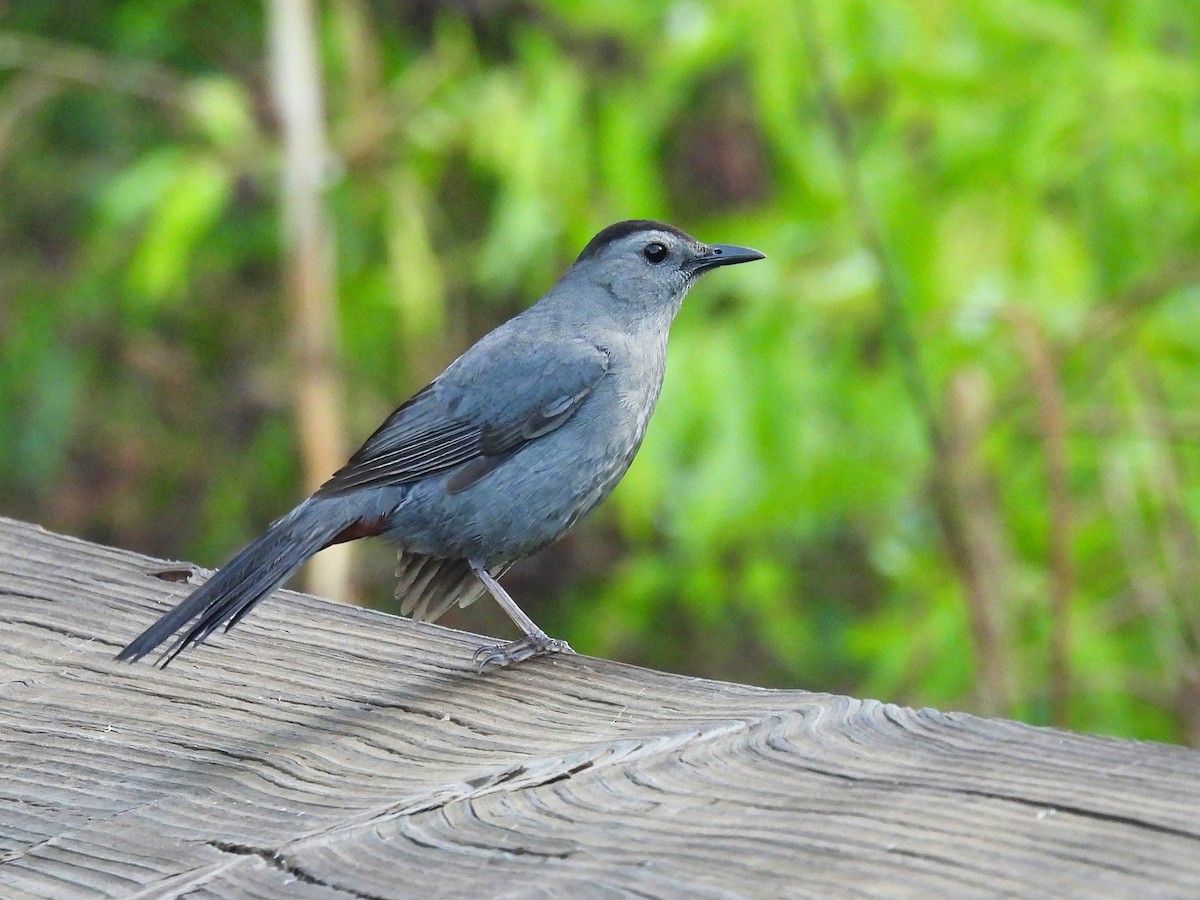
[473,632,574,669]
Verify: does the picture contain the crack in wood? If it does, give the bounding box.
[779,759,1200,843]
[207,839,388,900]
[1,614,121,646]
[948,788,1200,843]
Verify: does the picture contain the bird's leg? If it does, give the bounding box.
[468,559,573,668]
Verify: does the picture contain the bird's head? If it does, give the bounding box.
[568,220,764,317]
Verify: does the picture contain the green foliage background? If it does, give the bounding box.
[3,1,1199,743]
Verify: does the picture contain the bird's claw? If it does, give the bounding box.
[473,633,574,669]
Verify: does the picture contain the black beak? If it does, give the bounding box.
[685,243,766,274]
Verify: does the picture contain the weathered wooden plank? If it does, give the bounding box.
[1,515,1199,898]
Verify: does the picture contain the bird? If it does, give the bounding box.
[117,220,764,669]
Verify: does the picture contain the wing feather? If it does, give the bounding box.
[315,339,610,497]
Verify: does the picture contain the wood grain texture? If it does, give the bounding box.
[2,516,1199,899]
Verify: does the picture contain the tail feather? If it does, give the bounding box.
[117,502,350,666]
[394,552,506,623]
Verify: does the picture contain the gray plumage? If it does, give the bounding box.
[117,220,764,668]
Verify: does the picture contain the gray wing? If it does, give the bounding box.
[315,335,610,497]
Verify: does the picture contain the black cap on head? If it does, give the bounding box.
[575,220,695,263]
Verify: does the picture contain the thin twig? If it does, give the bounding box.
[1132,365,1200,657]
[1009,310,1073,726]
[994,262,1200,426]
[0,32,184,105]
[944,369,1012,714]
[0,74,60,169]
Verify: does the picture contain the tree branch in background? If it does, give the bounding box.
[0,75,59,172]
[944,370,1012,714]
[802,21,1010,713]
[0,32,184,105]
[994,262,1200,428]
[1101,396,1200,748]
[266,0,354,603]
[1132,365,1200,742]
[1009,311,1074,726]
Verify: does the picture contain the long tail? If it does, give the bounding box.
[117,500,355,667]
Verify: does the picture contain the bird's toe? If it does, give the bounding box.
[473,633,574,669]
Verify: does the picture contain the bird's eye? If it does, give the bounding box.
[643,242,668,264]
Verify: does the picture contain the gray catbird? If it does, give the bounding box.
[117,220,764,668]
